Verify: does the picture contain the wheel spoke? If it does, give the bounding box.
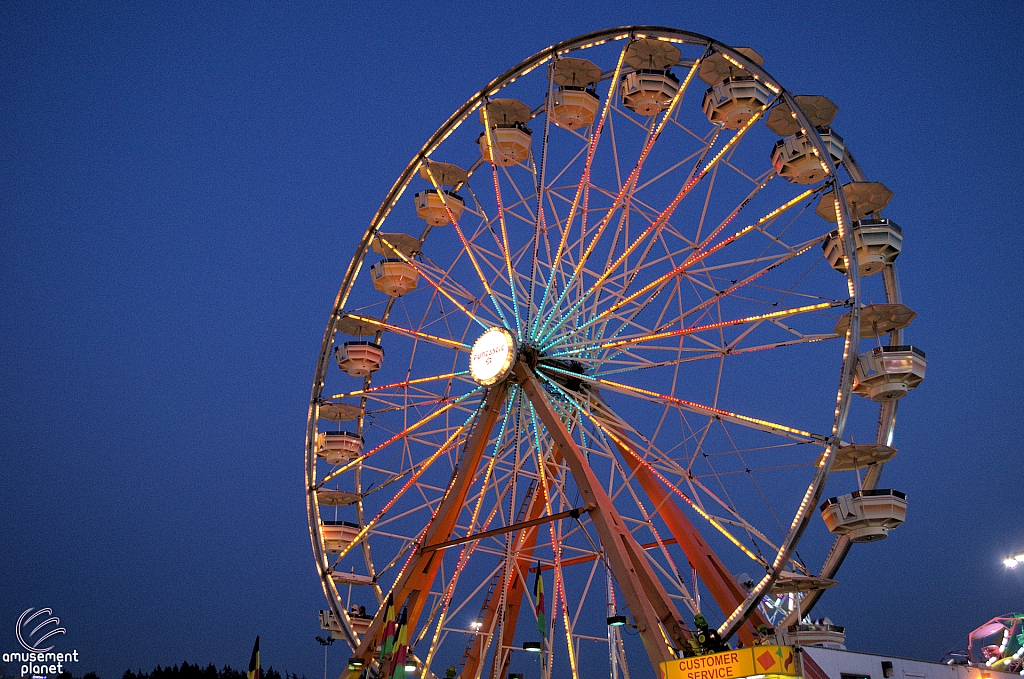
[322,410,478,563]
[373,234,491,330]
[526,64,557,334]
[342,313,472,352]
[317,388,482,487]
[539,371,769,566]
[555,187,819,346]
[543,366,828,444]
[541,130,721,348]
[533,56,705,343]
[421,165,513,329]
[477,113,523,336]
[552,300,846,357]
[531,41,630,340]
[327,371,470,400]
[422,396,515,670]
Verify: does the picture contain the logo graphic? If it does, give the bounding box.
[469,327,516,386]
[16,608,66,653]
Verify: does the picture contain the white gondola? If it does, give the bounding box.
[319,609,346,640]
[822,218,903,277]
[766,95,839,137]
[833,303,916,339]
[816,181,894,222]
[793,620,847,650]
[331,571,374,586]
[830,444,898,472]
[413,189,465,226]
[770,128,845,184]
[621,70,680,116]
[702,77,772,129]
[369,258,419,296]
[348,615,372,635]
[477,125,532,165]
[321,520,361,553]
[478,99,532,166]
[335,341,384,377]
[620,38,681,116]
[698,47,769,129]
[317,401,364,422]
[316,489,361,506]
[853,345,926,401]
[316,431,364,465]
[551,87,600,129]
[419,160,468,185]
[371,232,420,260]
[820,489,907,542]
[320,608,372,639]
[550,57,602,129]
[698,47,764,87]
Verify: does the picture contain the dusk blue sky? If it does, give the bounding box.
[2,2,1021,679]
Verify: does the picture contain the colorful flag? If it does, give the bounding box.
[380,593,397,657]
[246,636,261,679]
[534,561,546,637]
[390,608,409,679]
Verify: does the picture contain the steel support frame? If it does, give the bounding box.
[491,505,544,679]
[514,362,688,671]
[589,390,768,646]
[462,412,576,679]
[458,481,544,679]
[341,383,509,679]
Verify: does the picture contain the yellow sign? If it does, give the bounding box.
[662,646,798,679]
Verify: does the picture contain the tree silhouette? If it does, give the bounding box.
[53,662,305,679]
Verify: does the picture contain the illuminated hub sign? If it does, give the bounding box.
[662,646,798,679]
[469,327,516,385]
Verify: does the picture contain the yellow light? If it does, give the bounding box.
[721,53,745,69]
[422,163,508,327]
[590,375,824,441]
[532,39,629,338]
[324,417,472,563]
[582,408,765,564]
[374,233,484,327]
[478,107,520,331]
[580,188,815,329]
[330,371,468,399]
[598,301,837,351]
[535,55,705,340]
[344,313,471,351]
[317,390,480,486]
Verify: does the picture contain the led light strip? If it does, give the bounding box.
[561,188,817,343]
[317,388,482,487]
[534,55,705,343]
[530,41,630,340]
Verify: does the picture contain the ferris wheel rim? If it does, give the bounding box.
[302,25,896,672]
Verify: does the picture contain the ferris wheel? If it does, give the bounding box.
[305,27,926,679]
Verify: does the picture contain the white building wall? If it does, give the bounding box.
[802,646,994,679]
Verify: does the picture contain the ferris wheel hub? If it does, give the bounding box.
[469,327,517,386]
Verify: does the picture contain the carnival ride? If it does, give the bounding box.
[305,27,926,679]
[969,614,1024,673]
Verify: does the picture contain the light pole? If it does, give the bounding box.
[1002,551,1024,569]
[315,635,335,679]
